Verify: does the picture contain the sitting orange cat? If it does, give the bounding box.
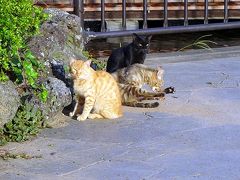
[69,59,122,121]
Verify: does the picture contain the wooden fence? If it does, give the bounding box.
[35,0,240,20]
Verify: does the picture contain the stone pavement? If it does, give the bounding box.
[1,46,240,180]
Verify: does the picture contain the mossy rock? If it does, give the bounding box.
[28,8,87,77]
[0,81,20,128]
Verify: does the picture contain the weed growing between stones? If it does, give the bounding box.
[82,51,107,70]
[0,149,42,160]
[178,34,217,51]
[0,104,46,146]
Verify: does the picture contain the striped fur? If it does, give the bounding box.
[112,63,165,92]
[70,59,122,121]
[118,83,165,108]
[112,64,174,108]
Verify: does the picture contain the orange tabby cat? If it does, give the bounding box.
[69,59,122,121]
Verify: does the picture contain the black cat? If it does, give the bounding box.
[106,33,152,73]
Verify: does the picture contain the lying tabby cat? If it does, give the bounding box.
[69,59,122,121]
[118,83,165,108]
[112,64,175,108]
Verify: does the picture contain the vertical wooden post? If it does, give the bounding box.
[122,0,126,30]
[101,0,106,32]
[143,0,148,29]
[184,0,188,26]
[204,0,209,24]
[163,0,168,27]
[73,0,80,16]
[224,0,229,23]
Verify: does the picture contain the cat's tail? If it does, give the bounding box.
[164,86,175,94]
[119,84,163,108]
[123,101,159,108]
[120,84,165,98]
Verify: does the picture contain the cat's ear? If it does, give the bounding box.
[133,33,138,37]
[147,35,152,41]
[84,60,92,67]
[133,33,139,40]
[157,66,164,79]
[70,57,76,65]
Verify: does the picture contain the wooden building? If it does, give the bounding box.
[34,0,240,21]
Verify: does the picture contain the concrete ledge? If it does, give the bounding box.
[146,45,240,64]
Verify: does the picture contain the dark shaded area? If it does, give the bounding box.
[85,25,240,58]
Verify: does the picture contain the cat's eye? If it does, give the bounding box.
[138,44,143,47]
[146,44,149,47]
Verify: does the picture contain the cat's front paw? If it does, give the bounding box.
[69,112,75,117]
[164,86,175,94]
[77,115,87,121]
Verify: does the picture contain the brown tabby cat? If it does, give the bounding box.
[118,83,165,108]
[111,64,174,108]
[69,59,122,121]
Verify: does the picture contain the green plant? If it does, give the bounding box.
[39,84,49,102]
[0,1,50,145]
[178,34,217,52]
[82,50,107,70]
[0,0,48,94]
[0,151,42,160]
[0,104,44,145]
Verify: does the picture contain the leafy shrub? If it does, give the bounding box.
[0,0,48,99]
[0,0,49,145]
[0,104,44,145]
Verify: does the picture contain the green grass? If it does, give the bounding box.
[178,35,217,52]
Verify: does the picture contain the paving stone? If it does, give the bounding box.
[1,46,240,180]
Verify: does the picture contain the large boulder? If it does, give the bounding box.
[44,77,72,118]
[24,77,72,123]
[0,81,20,128]
[28,8,87,79]
[26,8,85,121]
